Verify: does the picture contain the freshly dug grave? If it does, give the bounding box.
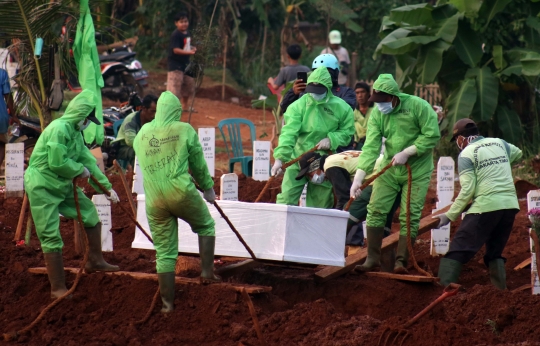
[0,172,539,346]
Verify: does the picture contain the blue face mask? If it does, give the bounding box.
[311,172,325,184]
[376,101,394,114]
[310,92,327,101]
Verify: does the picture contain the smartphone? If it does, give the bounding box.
[297,71,307,83]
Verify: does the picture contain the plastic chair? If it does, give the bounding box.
[218,118,256,176]
[113,118,124,137]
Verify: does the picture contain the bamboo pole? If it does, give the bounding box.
[14,193,28,241]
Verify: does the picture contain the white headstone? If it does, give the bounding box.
[91,194,113,251]
[5,143,24,197]
[253,141,271,181]
[527,190,540,295]
[431,157,455,256]
[220,173,238,201]
[132,156,144,195]
[198,128,215,177]
[299,183,307,207]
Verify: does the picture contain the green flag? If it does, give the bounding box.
[73,0,104,145]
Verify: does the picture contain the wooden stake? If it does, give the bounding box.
[241,288,266,346]
[514,257,532,271]
[24,211,33,245]
[366,272,440,283]
[221,35,228,102]
[28,267,271,294]
[114,160,137,217]
[73,219,82,255]
[14,193,28,241]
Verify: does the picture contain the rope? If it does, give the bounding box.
[134,287,160,325]
[343,161,432,278]
[255,146,319,203]
[3,179,90,341]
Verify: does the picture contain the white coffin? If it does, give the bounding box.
[132,195,348,266]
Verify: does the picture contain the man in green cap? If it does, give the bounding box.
[434,119,522,289]
[271,66,355,208]
[350,74,440,273]
[133,91,220,313]
[24,90,120,299]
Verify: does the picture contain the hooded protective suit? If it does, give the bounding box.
[357,74,440,236]
[274,66,355,207]
[24,90,112,253]
[133,91,215,274]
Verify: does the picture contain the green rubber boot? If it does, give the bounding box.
[438,258,462,286]
[354,227,385,272]
[84,222,120,273]
[394,236,415,274]
[488,259,507,290]
[157,272,176,313]
[198,236,222,284]
[43,252,68,299]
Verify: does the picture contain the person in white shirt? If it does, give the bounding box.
[321,30,350,86]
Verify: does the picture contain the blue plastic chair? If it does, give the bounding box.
[113,118,124,137]
[218,118,256,176]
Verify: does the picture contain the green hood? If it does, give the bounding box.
[155,91,183,125]
[373,74,400,96]
[307,66,333,93]
[61,89,96,125]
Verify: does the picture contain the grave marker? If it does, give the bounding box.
[5,143,24,198]
[253,141,271,181]
[199,128,215,177]
[220,173,238,201]
[527,190,540,295]
[132,156,144,195]
[431,157,454,256]
[91,195,113,251]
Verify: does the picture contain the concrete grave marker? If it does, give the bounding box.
[527,190,540,295]
[253,141,271,181]
[431,157,454,256]
[91,195,113,251]
[132,156,144,195]
[198,128,215,177]
[220,173,238,201]
[90,147,105,173]
[5,143,24,198]
[299,184,307,207]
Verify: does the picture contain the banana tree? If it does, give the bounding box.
[375,0,540,147]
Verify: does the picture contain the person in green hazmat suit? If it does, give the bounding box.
[24,90,120,299]
[272,66,355,208]
[133,91,220,313]
[350,74,440,273]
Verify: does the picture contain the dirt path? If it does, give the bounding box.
[0,171,538,345]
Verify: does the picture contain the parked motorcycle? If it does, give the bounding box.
[8,115,43,165]
[99,45,149,96]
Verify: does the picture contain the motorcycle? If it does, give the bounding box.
[99,45,149,96]
[8,115,43,166]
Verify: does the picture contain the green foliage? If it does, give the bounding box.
[375,0,540,149]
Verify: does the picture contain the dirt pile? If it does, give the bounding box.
[1,171,540,345]
[212,173,282,203]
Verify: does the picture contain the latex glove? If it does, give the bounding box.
[317,138,331,150]
[392,145,417,166]
[78,167,90,179]
[433,213,450,228]
[107,189,120,204]
[271,159,283,176]
[203,188,216,204]
[350,170,367,199]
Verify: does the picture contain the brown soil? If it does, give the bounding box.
[1,169,539,345]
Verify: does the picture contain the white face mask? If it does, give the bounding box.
[77,119,90,131]
[456,135,478,150]
[310,92,327,101]
[311,172,325,184]
[376,101,394,114]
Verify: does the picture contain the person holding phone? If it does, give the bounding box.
[280,54,356,114]
[267,44,310,91]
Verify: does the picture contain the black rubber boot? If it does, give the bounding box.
[44,252,68,299]
[157,272,176,313]
[488,259,507,290]
[438,258,463,287]
[354,227,385,272]
[84,222,120,273]
[394,235,415,274]
[198,236,222,284]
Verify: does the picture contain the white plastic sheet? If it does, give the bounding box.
[132,196,348,266]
